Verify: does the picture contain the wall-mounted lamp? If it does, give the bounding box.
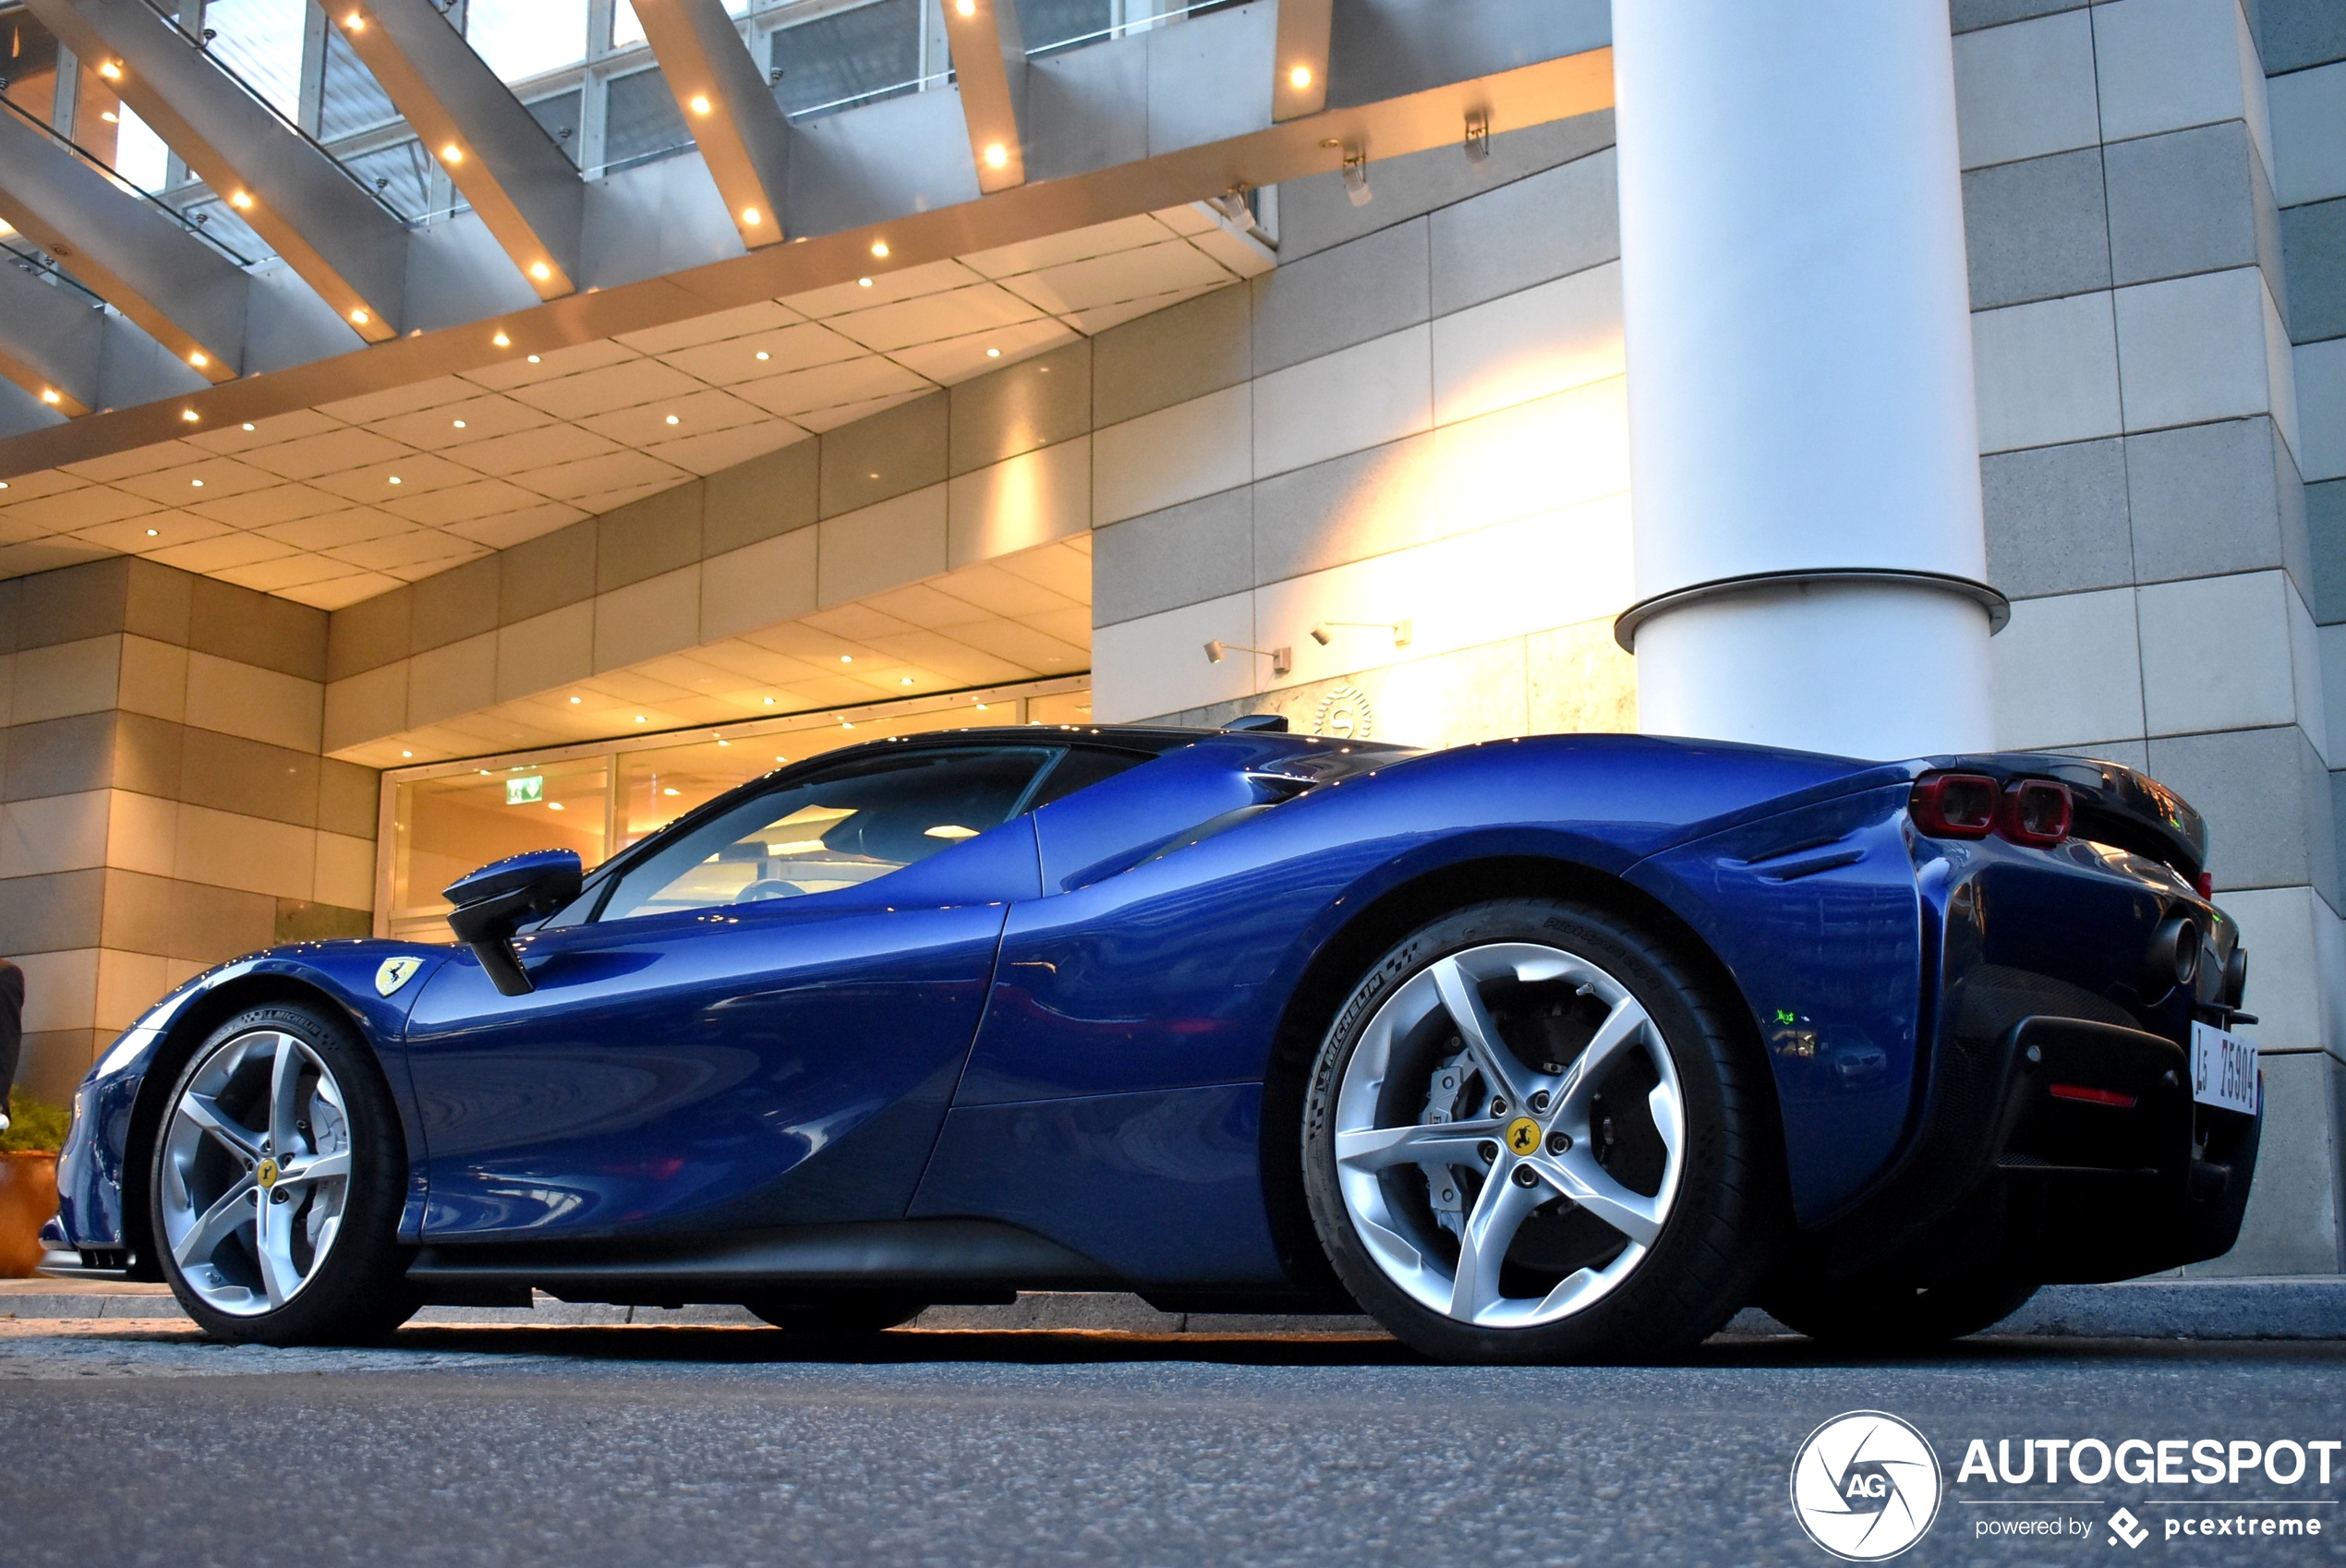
[1464,112,1491,168]
[1342,147,1372,207]
[1310,619,1412,649]
[1205,640,1292,676]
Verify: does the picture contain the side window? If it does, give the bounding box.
[1027,745,1153,809]
[594,747,1054,922]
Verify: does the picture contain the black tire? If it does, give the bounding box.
[150,1001,418,1346]
[744,1293,927,1335]
[1300,898,1784,1364]
[1762,1275,2039,1351]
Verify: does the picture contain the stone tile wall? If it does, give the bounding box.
[0,558,375,1103]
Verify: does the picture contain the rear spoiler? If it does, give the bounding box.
[1934,753,2207,881]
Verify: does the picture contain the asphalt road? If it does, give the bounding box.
[1,1323,2341,1568]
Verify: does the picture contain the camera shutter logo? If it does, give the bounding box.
[1789,1410,1942,1561]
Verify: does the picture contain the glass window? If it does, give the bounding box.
[200,0,306,119]
[1014,0,1109,54]
[595,746,1053,922]
[611,0,744,50]
[112,102,171,192]
[768,0,920,119]
[319,24,398,139]
[390,756,609,940]
[339,137,432,219]
[1,7,64,125]
[466,0,587,84]
[1029,745,1149,808]
[602,64,688,172]
[525,89,582,165]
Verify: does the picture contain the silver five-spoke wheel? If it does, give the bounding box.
[158,1029,354,1317]
[1331,940,1685,1330]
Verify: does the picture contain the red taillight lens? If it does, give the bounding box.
[1999,778,2072,847]
[1910,773,1999,838]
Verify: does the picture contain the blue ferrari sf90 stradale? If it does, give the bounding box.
[43,721,2259,1361]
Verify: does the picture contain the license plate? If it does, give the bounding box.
[2189,1021,2259,1116]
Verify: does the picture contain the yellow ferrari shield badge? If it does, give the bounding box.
[1505,1117,1542,1156]
[374,956,423,996]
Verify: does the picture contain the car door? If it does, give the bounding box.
[401,743,1059,1240]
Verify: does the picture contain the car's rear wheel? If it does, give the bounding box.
[1301,899,1780,1364]
[150,1002,417,1345]
[1762,1275,2039,1350]
[744,1293,927,1335]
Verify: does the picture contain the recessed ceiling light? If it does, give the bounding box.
[528,261,551,281]
[350,308,369,324]
[41,390,61,405]
[901,676,913,685]
[492,332,511,347]
[401,749,413,757]
[548,801,564,810]
[664,414,679,425]
[975,702,988,711]
[955,0,973,13]
[231,191,253,209]
[755,350,769,361]
[241,422,255,431]
[741,207,761,225]
[101,110,119,123]
[870,240,889,259]
[635,715,647,723]
[689,94,711,115]
[1289,64,1312,89]
[857,277,872,288]
[452,418,466,428]
[388,475,402,484]
[146,528,158,537]
[442,143,464,163]
[986,347,1000,358]
[526,354,540,363]
[99,60,120,79]
[840,655,853,663]
[569,695,581,704]
[190,478,204,488]
[983,143,1007,169]
[181,408,199,422]
[662,786,680,796]
[762,696,775,705]
[188,351,208,368]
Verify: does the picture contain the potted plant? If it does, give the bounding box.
[0,1096,69,1278]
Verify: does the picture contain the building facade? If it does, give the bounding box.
[0,0,2340,1274]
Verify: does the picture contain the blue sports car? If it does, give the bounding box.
[42,721,2259,1361]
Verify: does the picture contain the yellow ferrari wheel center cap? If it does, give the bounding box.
[255,1158,279,1188]
[1505,1117,1542,1156]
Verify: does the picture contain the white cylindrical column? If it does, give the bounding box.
[1612,2,1997,761]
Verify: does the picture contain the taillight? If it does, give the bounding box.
[1909,773,1998,838]
[1999,778,2072,847]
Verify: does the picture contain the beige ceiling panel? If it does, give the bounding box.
[241,428,412,482]
[190,482,354,527]
[617,300,803,356]
[657,321,864,386]
[260,508,417,551]
[4,486,161,528]
[802,601,918,641]
[386,476,550,526]
[1002,241,1234,315]
[443,423,623,477]
[686,639,818,685]
[151,533,297,573]
[445,501,589,549]
[113,456,280,506]
[281,572,403,611]
[506,450,689,501]
[961,214,1179,281]
[185,408,346,455]
[213,555,363,593]
[992,537,1094,601]
[826,283,1046,355]
[460,338,644,392]
[0,470,88,503]
[74,511,229,552]
[509,360,706,421]
[1151,202,1219,236]
[0,538,109,574]
[792,388,930,434]
[785,260,985,320]
[733,356,928,418]
[945,616,1084,670]
[1188,223,1278,280]
[738,618,873,664]
[934,559,1082,618]
[862,580,994,630]
[1016,604,1093,645]
[59,441,209,483]
[369,394,557,452]
[642,420,808,478]
[1063,284,1227,336]
[386,541,494,581]
[320,377,479,426]
[861,629,1029,685]
[633,652,759,695]
[313,453,480,504]
[325,529,480,573]
[888,319,1078,387]
[578,387,768,447]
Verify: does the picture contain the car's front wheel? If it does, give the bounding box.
[151,1002,417,1345]
[1301,899,1781,1364]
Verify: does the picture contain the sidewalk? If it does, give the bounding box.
[5,1274,2340,1337]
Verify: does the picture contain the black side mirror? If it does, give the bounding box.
[443,850,582,996]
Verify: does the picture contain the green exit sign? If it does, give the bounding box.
[506,776,544,805]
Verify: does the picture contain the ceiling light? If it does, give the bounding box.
[231,191,253,209]
[662,787,680,796]
[763,696,775,705]
[983,142,1007,169]
[547,801,564,810]
[569,695,581,704]
[528,261,551,281]
[452,418,466,428]
[689,94,711,115]
[526,354,541,363]
[388,475,402,484]
[492,332,511,347]
[755,350,770,361]
[634,715,647,723]
[664,414,679,425]
[180,408,199,422]
[840,655,853,663]
[346,12,363,29]
[400,749,413,757]
[190,478,204,488]
[241,422,255,431]
[1289,64,1312,89]
[955,0,973,13]
[99,61,120,79]
[986,347,1000,358]
[974,702,987,711]
[146,528,158,537]
[901,677,913,685]
[350,308,369,324]
[741,207,761,226]
[188,352,208,368]
[870,240,889,258]
[857,277,872,287]
[442,144,464,163]
[101,111,118,124]
[40,390,61,405]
